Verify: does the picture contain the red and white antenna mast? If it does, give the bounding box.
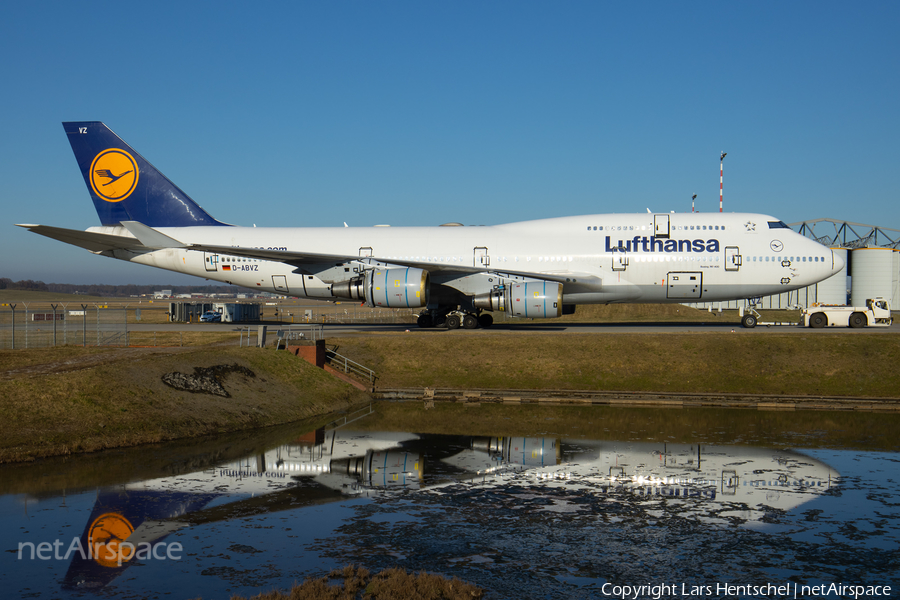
[719,152,727,212]
[692,194,697,213]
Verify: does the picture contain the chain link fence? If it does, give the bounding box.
[0,301,519,350]
[0,304,127,349]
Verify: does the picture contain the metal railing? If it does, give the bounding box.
[276,324,326,343]
[324,403,375,430]
[325,349,377,387]
[240,324,327,348]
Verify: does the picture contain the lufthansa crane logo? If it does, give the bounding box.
[87,512,135,567]
[90,148,139,202]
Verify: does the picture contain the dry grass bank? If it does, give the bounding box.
[0,346,369,463]
[330,332,900,398]
[223,565,483,600]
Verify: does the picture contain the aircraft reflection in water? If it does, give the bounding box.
[64,428,839,590]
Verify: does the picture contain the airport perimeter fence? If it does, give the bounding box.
[283,307,517,325]
[0,305,127,349]
[284,307,420,324]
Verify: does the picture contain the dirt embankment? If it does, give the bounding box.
[0,345,369,463]
[4,330,900,463]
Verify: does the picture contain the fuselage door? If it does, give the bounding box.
[204,252,218,272]
[654,214,670,238]
[474,247,490,267]
[725,246,741,271]
[272,275,289,293]
[666,271,702,299]
[357,247,374,272]
[611,248,628,271]
[721,470,738,496]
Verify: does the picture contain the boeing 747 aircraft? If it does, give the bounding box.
[18,122,843,328]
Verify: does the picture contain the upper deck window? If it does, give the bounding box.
[767,221,791,229]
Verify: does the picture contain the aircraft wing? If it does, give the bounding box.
[117,222,602,285]
[16,224,142,252]
[181,241,601,286]
[180,241,366,267]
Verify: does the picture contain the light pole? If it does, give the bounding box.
[719,152,727,212]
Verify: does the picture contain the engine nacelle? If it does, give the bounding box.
[332,268,430,308]
[474,281,563,318]
[510,281,563,318]
[368,267,430,308]
[332,449,423,490]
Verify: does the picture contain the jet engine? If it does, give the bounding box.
[331,449,423,490]
[474,281,562,318]
[332,267,430,308]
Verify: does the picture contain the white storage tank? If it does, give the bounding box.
[893,249,900,309]
[850,247,894,306]
[815,247,848,305]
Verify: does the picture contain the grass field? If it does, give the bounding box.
[328,331,900,398]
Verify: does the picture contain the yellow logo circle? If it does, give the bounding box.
[88,512,136,567]
[89,149,139,202]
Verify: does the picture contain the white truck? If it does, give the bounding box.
[801,297,893,328]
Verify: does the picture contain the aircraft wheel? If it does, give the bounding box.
[809,313,827,328]
[462,314,479,329]
[478,313,494,328]
[417,314,433,328]
[446,315,461,330]
[849,312,866,328]
[741,314,757,329]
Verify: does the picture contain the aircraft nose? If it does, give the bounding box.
[831,248,845,273]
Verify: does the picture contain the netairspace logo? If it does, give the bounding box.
[18,538,182,568]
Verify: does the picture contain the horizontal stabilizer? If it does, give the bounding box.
[15,224,142,252]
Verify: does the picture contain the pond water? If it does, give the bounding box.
[1,403,898,599]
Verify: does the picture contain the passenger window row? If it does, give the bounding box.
[586,225,726,231]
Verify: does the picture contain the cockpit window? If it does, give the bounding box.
[767,221,791,229]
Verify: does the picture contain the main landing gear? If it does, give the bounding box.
[417,309,493,330]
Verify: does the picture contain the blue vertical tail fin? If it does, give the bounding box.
[63,122,228,227]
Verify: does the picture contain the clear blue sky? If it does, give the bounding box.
[2,1,898,285]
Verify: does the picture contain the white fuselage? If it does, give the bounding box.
[93,212,842,306]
